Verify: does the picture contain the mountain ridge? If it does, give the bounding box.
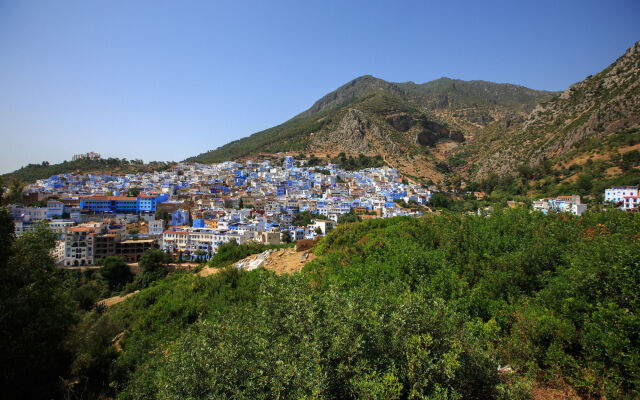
[458,40,640,180]
[187,74,557,181]
[188,41,640,191]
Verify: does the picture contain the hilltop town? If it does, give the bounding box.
[8,156,430,266]
[7,153,640,269]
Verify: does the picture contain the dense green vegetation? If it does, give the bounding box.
[0,214,77,399]
[3,208,639,399]
[186,109,336,163]
[100,256,134,292]
[337,210,363,224]
[293,210,329,226]
[332,152,386,171]
[2,158,173,184]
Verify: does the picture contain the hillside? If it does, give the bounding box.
[15,209,639,399]
[458,41,640,180]
[189,42,640,188]
[187,76,555,180]
[2,158,175,183]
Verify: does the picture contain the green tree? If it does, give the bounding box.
[100,256,133,292]
[281,230,292,243]
[429,192,452,209]
[338,211,361,224]
[621,150,640,171]
[0,178,7,206]
[576,173,593,193]
[130,248,173,289]
[139,249,171,273]
[7,178,24,204]
[0,215,77,399]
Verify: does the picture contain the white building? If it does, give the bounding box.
[311,220,335,235]
[48,220,76,238]
[604,186,638,204]
[149,219,165,235]
[533,195,587,216]
[22,207,47,222]
[64,226,96,266]
[162,228,249,253]
[621,196,640,211]
[51,240,66,264]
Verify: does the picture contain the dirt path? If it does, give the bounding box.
[198,266,221,277]
[99,290,139,307]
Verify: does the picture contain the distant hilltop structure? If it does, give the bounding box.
[72,152,101,161]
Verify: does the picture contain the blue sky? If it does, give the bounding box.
[0,1,639,173]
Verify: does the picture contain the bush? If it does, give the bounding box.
[100,256,133,292]
[62,209,640,399]
[337,211,362,224]
[139,249,171,273]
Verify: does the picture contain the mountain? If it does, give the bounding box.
[189,42,640,188]
[457,41,640,180]
[187,76,556,180]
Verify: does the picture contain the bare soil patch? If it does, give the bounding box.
[100,290,139,307]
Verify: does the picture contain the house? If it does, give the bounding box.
[603,186,640,211]
[260,231,281,245]
[51,240,65,265]
[116,239,155,262]
[533,195,587,216]
[46,200,65,219]
[604,186,638,204]
[149,219,165,235]
[64,225,99,266]
[621,195,640,211]
[79,194,160,214]
[311,220,335,235]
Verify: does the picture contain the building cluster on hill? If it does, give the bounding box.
[532,186,640,216]
[13,153,639,266]
[532,195,588,216]
[71,151,101,161]
[9,156,428,266]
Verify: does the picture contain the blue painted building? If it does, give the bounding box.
[277,185,287,196]
[171,209,190,226]
[211,180,231,194]
[79,195,161,214]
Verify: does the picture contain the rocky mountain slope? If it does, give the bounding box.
[187,76,555,180]
[459,41,640,180]
[189,41,639,186]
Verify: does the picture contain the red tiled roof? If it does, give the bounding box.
[163,230,188,234]
[67,227,92,233]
